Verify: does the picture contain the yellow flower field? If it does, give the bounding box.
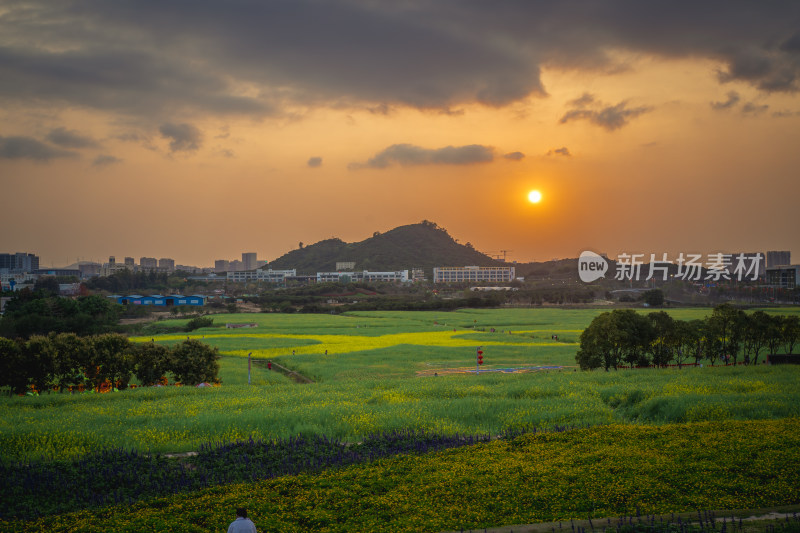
[132,329,568,359]
[5,419,799,532]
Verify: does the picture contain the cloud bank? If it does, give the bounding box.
[350,144,494,169]
[46,128,99,149]
[0,0,798,123]
[0,136,78,162]
[547,147,572,157]
[159,122,203,152]
[560,94,652,131]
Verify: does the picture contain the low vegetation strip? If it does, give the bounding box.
[3,366,799,463]
[2,419,799,532]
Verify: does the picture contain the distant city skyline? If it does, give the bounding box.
[2,2,799,267]
[20,242,796,271]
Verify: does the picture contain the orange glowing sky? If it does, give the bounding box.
[1,2,799,268]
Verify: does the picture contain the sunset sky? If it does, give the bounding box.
[2,1,799,268]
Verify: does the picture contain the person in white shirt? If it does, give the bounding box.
[227,507,257,533]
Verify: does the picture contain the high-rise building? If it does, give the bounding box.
[158,258,175,271]
[215,260,230,273]
[766,251,791,268]
[0,253,39,272]
[124,257,135,267]
[140,257,158,270]
[242,252,258,271]
[78,263,101,278]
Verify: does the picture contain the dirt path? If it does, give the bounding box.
[251,358,314,383]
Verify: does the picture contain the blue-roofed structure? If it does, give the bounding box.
[116,294,206,306]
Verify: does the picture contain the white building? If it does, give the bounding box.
[433,266,516,283]
[227,268,296,283]
[316,270,409,283]
[1,272,37,290]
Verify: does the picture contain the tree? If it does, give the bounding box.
[672,320,695,368]
[576,312,612,370]
[782,315,800,355]
[33,276,61,295]
[648,311,676,367]
[170,340,220,385]
[619,310,655,368]
[707,303,743,365]
[87,334,134,390]
[131,342,171,386]
[683,319,708,366]
[0,337,28,395]
[742,311,770,365]
[576,310,653,370]
[23,335,57,393]
[643,289,665,307]
[49,333,90,391]
[763,314,784,364]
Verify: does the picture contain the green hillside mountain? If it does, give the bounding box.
[268,221,501,275]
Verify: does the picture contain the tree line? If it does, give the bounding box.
[0,292,121,339]
[0,334,219,396]
[576,304,800,371]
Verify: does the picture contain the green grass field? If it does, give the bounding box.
[2,307,800,531]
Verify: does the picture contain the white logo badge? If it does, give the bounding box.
[578,251,608,283]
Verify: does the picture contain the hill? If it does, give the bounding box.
[268,221,501,275]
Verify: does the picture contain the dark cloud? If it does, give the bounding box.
[307,156,322,168]
[114,132,147,143]
[547,147,572,157]
[350,144,494,169]
[0,1,798,120]
[560,97,652,131]
[46,127,99,148]
[711,91,741,110]
[503,151,525,161]
[159,122,203,152]
[0,135,78,162]
[716,49,798,92]
[568,93,596,108]
[92,154,121,167]
[781,32,800,53]
[741,102,769,115]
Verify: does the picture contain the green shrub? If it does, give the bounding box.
[185,316,214,332]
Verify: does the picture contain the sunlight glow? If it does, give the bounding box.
[528,190,542,203]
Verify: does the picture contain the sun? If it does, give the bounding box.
[527,190,542,203]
